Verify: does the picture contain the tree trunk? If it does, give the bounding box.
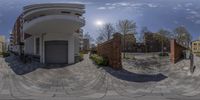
[123,33,126,58]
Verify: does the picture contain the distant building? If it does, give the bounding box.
[135,43,146,52]
[83,39,90,51]
[11,14,23,54]
[192,40,200,53]
[0,36,5,53]
[143,32,170,52]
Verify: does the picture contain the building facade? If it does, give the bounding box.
[192,40,200,53]
[11,3,85,64]
[0,36,5,53]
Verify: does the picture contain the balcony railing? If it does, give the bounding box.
[23,13,85,24]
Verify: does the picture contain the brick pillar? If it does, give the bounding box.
[170,39,176,64]
[112,33,122,69]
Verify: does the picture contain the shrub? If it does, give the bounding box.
[0,52,10,57]
[90,54,108,66]
[79,52,84,61]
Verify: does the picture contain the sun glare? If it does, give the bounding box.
[95,20,104,27]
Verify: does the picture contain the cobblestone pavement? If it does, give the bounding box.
[0,54,200,100]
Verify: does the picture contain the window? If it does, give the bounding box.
[36,37,40,55]
[194,43,197,45]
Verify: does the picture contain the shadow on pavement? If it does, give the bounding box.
[4,55,43,75]
[4,55,71,75]
[104,67,167,82]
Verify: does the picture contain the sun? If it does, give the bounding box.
[95,20,104,27]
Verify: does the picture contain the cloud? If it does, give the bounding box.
[116,2,130,6]
[177,4,182,8]
[186,8,191,11]
[130,3,144,7]
[189,11,198,15]
[195,20,200,24]
[105,3,111,6]
[146,3,158,8]
[185,3,193,7]
[108,6,115,10]
[186,9,200,25]
[173,4,182,10]
[97,2,159,10]
[67,1,93,5]
[97,7,106,10]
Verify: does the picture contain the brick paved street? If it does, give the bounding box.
[0,54,200,100]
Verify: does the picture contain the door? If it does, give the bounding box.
[45,41,68,64]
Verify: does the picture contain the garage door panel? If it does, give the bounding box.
[45,41,68,64]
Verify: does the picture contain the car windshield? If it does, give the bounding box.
[0,0,200,100]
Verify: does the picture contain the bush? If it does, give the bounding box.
[159,52,169,56]
[90,54,108,66]
[0,52,10,57]
[79,52,84,61]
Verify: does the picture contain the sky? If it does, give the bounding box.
[0,0,200,41]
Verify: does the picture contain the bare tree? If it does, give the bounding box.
[155,29,171,55]
[140,26,149,42]
[116,19,137,58]
[99,23,115,42]
[96,35,104,44]
[173,26,192,47]
[84,32,94,42]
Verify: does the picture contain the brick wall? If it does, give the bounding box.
[170,39,187,63]
[97,33,122,69]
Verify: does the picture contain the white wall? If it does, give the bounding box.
[24,36,34,55]
[74,33,80,56]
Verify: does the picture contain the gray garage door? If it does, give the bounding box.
[45,41,68,64]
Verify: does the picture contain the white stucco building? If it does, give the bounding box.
[12,3,85,64]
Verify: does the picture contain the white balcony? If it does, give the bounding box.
[22,3,85,35]
[23,14,85,35]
